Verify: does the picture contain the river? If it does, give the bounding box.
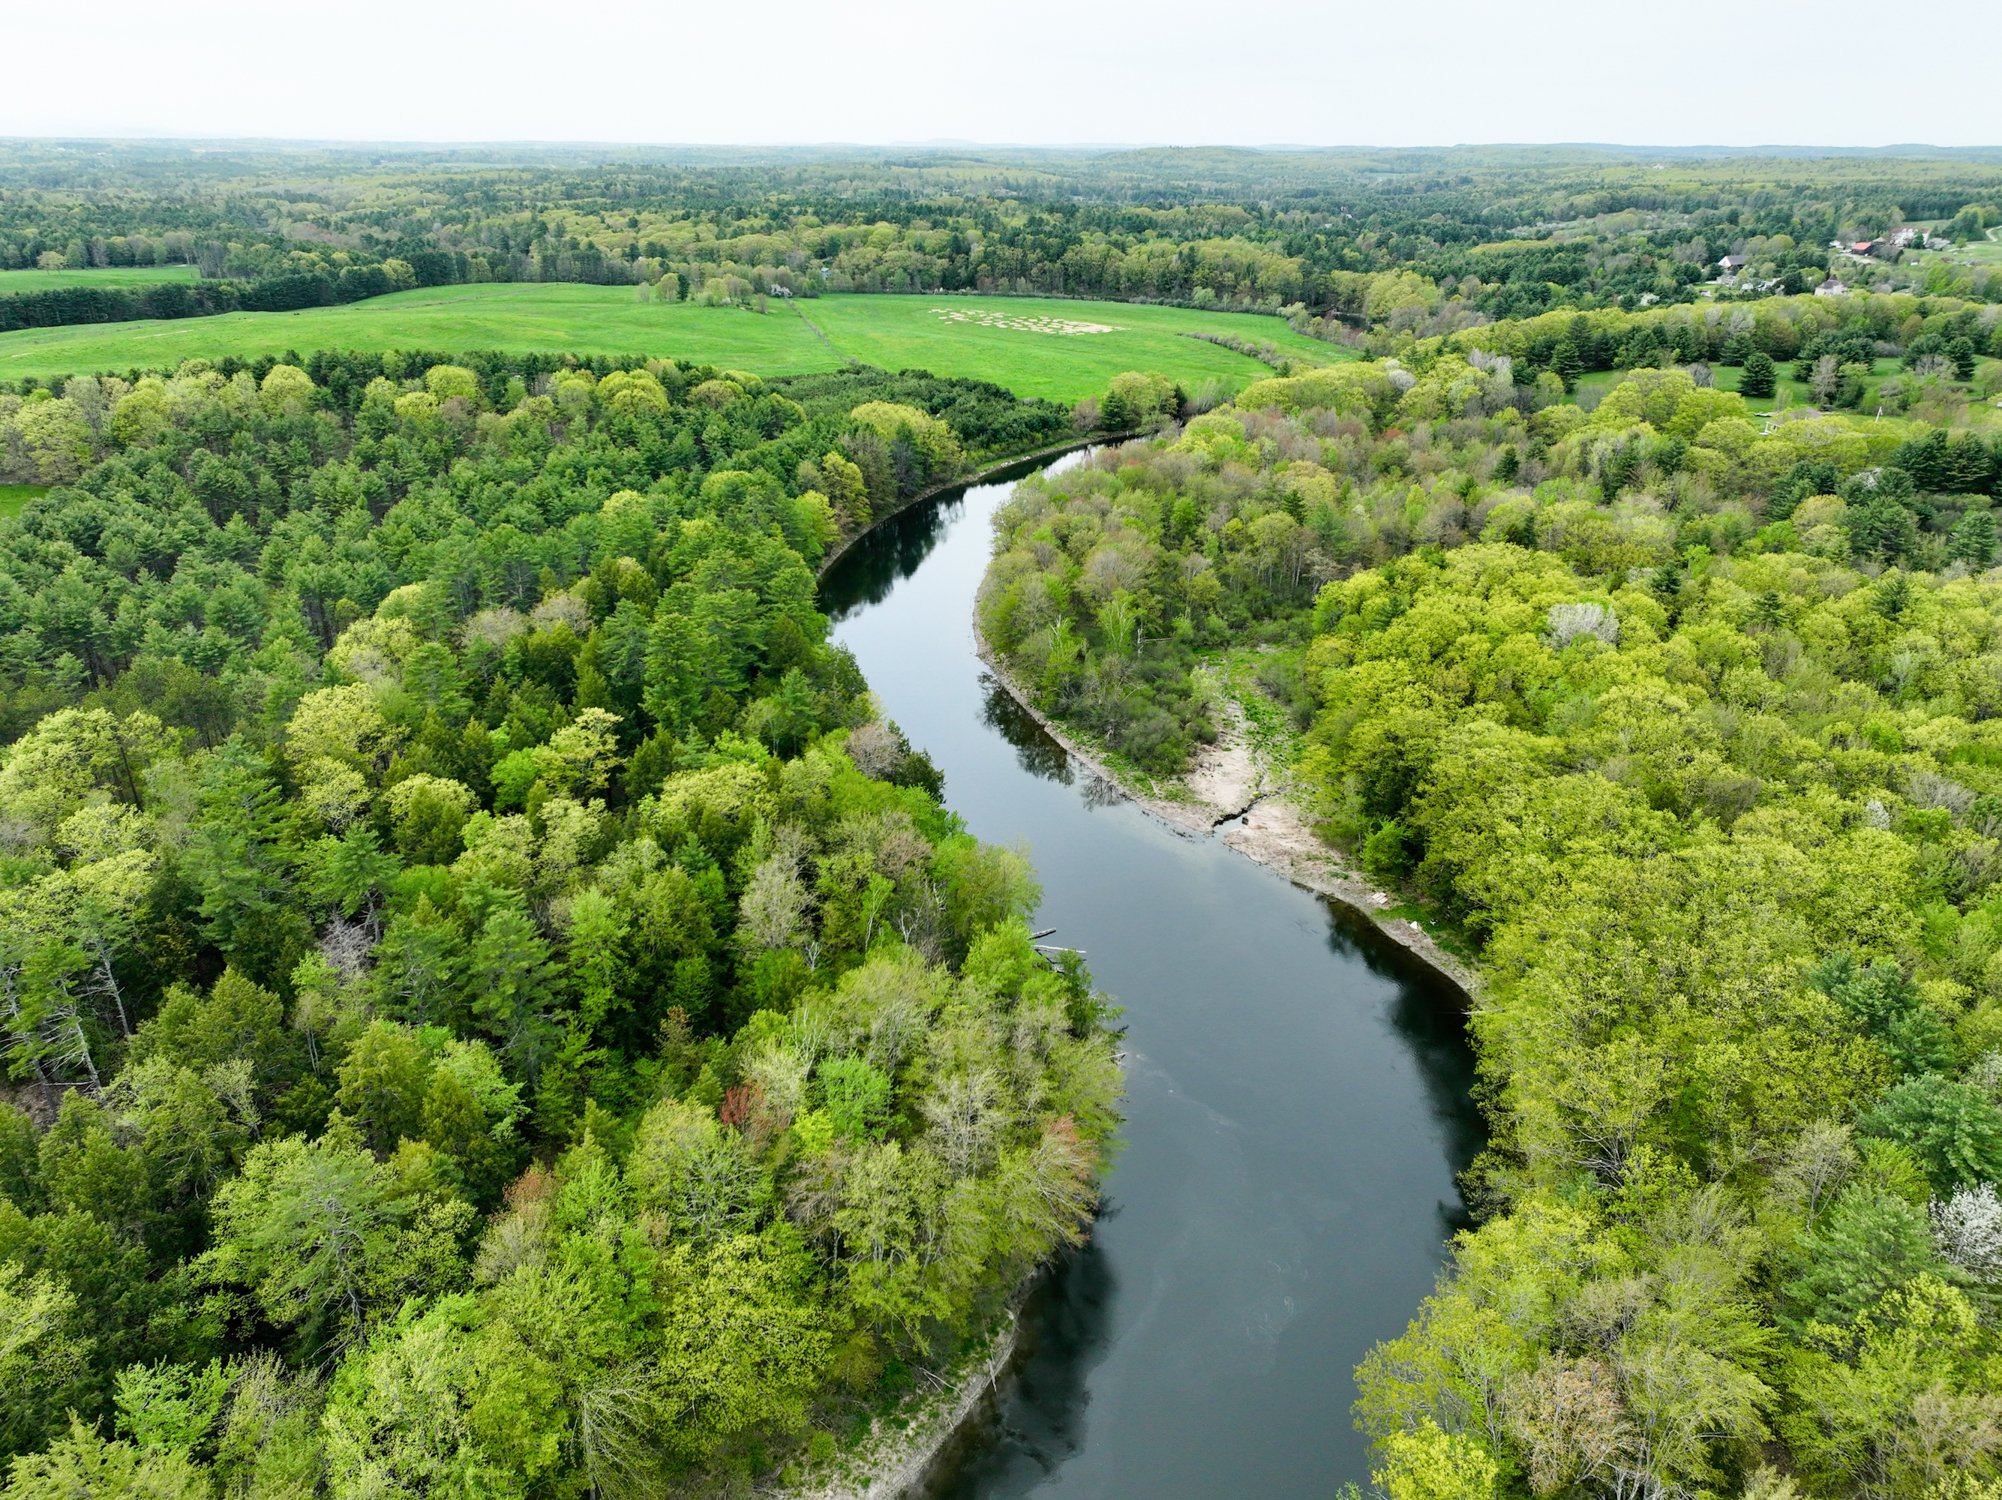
[820,448,1483,1498]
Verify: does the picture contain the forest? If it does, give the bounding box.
[10,135,2002,1500]
[0,351,1119,1496]
[4,142,2001,344]
[979,338,2002,1492]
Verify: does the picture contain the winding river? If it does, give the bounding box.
[820,449,1483,1498]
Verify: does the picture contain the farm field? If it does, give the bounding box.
[0,263,200,293]
[0,284,1348,402]
[802,295,1346,400]
[1953,227,2002,266]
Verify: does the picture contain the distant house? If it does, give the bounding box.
[1890,226,1922,248]
[1815,277,1849,297]
[1719,254,1748,272]
[1851,241,1876,256]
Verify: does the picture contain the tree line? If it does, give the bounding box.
[7,143,2002,340]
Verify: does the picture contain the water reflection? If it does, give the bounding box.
[825,495,966,619]
[978,677,1073,784]
[923,1240,1119,1499]
[825,448,1484,1498]
[1075,774,1128,813]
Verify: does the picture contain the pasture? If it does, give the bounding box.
[0,285,1348,403]
[0,264,200,294]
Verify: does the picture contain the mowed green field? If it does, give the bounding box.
[0,484,49,521]
[0,264,200,294]
[1955,229,2002,266]
[0,285,1348,403]
[801,296,1347,400]
[1576,357,1903,413]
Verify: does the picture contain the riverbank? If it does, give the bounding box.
[780,443,1132,1500]
[778,1310,1025,1500]
[823,441,1482,1493]
[970,619,1480,1000]
[816,431,1142,579]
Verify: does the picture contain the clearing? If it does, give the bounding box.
[0,264,202,294]
[0,286,1349,404]
[0,484,49,520]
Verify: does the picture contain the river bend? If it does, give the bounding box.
[821,449,1482,1498]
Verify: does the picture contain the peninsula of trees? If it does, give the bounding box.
[981,341,2002,1493]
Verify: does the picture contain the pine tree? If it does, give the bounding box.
[1740,351,1777,400]
[1950,508,1998,568]
[1550,339,1583,392]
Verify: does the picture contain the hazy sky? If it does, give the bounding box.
[8,0,1997,148]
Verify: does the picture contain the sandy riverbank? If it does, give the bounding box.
[970,623,1480,999]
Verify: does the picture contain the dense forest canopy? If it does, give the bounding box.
[0,350,1118,1496]
[980,352,2002,1495]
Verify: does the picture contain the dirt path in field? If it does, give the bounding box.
[794,303,860,365]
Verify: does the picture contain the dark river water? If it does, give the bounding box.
[820,449,1483,1499]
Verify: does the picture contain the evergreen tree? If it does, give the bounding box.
[1950,507,1998,568]
[1740,350,1777,400]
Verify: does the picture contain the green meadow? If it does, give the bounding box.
[0,484,48,521]
[0,285,1347,403]
[1575,356,1904,414]
[0,264,200,293]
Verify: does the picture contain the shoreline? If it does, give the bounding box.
[816,430,1144,579]
[969,618,1480,1001]
[778,1308,1027,1500]
[791,436,1472,1500]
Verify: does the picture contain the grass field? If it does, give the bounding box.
[0,285,1348,404]
[0,264,200,294]
[0,484,49,521]
[1576,357,1903,413]
[1954,228,2002,267]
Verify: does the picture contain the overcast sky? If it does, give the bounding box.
[7,0,1996,149]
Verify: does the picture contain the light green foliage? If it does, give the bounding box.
[627,1098,769,1243]
[113,1358,231,1455]
[0,1263,92,1455]
[0,1417,206,1500]
[1370,1419,1501,1500]
[981,357,2002,1491]
[817,1055,893,1141]
[384,775,477,863]
[200,1132,397,1355]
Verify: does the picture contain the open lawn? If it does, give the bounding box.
[1576,357,1903,414]
[0,285,1350,403]
[1954,229,2002,267]
[0,264,201,294]
[0,484,49,521]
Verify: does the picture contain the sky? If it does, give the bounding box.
[6,0,1997,149]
